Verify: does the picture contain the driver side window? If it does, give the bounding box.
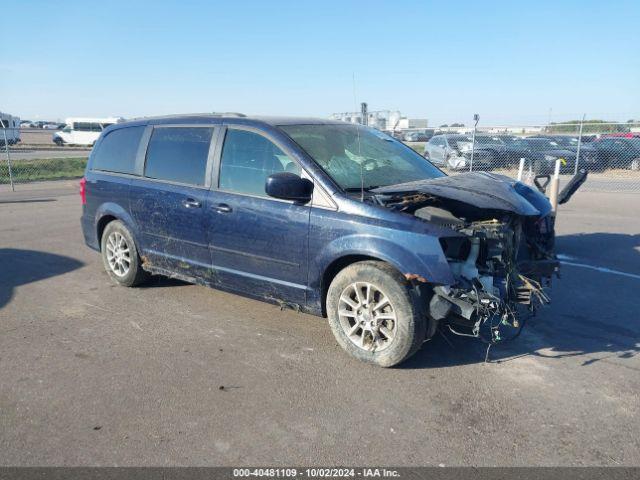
[219,129,300,197]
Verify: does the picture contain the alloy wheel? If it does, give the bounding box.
[105,231,131,277]
[337,282,397,352]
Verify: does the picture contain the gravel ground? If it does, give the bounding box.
[0,181,638,466]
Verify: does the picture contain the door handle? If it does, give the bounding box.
[212,203,232,213]
[182,198,202,208]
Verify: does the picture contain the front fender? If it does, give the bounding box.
[310,231,455,292]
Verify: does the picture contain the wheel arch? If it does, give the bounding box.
[94,203,139,252]
[96,214,118,250]
[320,254,388,316]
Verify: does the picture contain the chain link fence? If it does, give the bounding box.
[416,121,640,192]
[1,127,90,190]
[3,121,640,193]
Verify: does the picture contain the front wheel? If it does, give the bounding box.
[100,220,149,287]
[326,261,427,367]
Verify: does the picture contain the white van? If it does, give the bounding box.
[0,112,21,146]
[53,117,124,146]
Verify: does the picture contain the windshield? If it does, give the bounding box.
[447,135,472,149]
[551,137,578,146]
[523,138,561,149]
[280,124,444,190]
[475,136,504,145]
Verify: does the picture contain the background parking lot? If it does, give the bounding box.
[0,181,638,466]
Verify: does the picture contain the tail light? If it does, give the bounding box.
[79,177,87,205]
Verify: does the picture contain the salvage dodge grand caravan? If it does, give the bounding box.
[81,114,559,367]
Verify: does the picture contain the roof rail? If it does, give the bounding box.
[213,112,246,117]
[129,112,247,121]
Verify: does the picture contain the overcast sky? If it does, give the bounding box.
[2,0,639,126]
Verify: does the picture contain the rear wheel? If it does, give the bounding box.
[100,220,148,287]
[326,261,426,367]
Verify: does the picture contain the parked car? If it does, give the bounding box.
[503,137,599,174]
[0,112,21,145]
[53,117,123,146]
[42,123,60,130]
[592,137,640,170]
[423,134,496,170]
[492,135,520,145]
[600,132,640,139]
[527,136,601,171]
[403,130,434,142]
[81,115,558,367]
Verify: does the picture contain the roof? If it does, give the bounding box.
[116,113,346,129]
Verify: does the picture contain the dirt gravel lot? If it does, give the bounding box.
[0,180,638,466]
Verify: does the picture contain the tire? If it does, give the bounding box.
[532,159,551,176]
[100,220,148,287]
[326,261,427,367]
[54,138,64,146]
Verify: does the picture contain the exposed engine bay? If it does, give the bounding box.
[372,172,562,344]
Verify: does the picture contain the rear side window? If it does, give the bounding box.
[144,127,213,186]
[219,129,299,196]
[91,126,144,174]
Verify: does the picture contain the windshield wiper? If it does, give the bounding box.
[343,186,381,192]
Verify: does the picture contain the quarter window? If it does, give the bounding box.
[91,126,144,174]
[144,127,213,186]
[219,129,300,196]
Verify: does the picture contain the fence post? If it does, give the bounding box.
[517,158,526,181]
[549,159,561,212]
[470,113,479,172]
[574,114,585,175]
[2,127,15,192]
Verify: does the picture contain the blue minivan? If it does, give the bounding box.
[81,114,558,367]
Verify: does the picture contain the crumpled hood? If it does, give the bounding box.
[372,172,552,217]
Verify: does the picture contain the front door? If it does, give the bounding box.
[129,125,216,278]
[206,127,310,306]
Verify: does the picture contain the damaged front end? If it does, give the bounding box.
[373,172,560,344]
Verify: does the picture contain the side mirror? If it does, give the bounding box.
[265,172,313,203]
